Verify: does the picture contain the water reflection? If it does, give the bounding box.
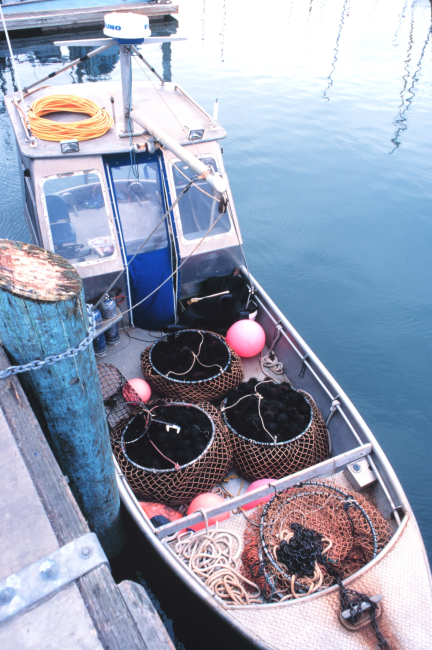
[0,16,179,92]
[390,19,432,152]
[69,46,119,83]
[322,0,349,102]
[151,16,178,83]
[392,0,409,44]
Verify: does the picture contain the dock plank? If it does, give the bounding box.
[1,584,104,650]
[0,348,89,547]
[0,407,58,581]
[0,346,172,649]
[0,3,179,32]
[119,580,176,650]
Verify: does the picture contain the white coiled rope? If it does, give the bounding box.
[174,509,261,605]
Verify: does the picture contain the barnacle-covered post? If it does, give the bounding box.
[0,240,124,557]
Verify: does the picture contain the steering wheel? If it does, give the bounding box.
[60,244,86,259]
[128,181,145,204]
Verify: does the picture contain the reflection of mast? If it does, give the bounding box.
[322,0,349,102]
[0,56,8,95]
[393,0,409,44]
[201,0,206,46]
[161,43,172,83]
[220,0,226,64]
[8,54,17,93]
[151,16,178,83]
[390,19,431,152]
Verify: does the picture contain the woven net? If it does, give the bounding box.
[97,362,146,414]
[241,479,392,601]
[141,330,243,403]
[97,363,126,401]
[222,390,329,481]
[109,399,233,505]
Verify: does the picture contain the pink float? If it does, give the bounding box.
[226,320,266,358]
[242,478,277,510]
[122,378,151,403]
[187,493,230,531]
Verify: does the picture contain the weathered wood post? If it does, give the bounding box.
[0,240,124,557]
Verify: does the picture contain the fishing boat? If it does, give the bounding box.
[4,12,432,650]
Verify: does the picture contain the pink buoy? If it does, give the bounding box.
[187,493,230,531]
[122,378,151,403]
[242,478,277,510]
[226,320,266,358]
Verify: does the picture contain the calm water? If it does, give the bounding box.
[0,0,431,646]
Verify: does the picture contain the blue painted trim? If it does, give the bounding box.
[159,155,181,304]
[103,150,176,329]
[113,38,145,44]
[103,162,133,323]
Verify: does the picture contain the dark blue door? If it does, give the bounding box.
[104,151,177,330]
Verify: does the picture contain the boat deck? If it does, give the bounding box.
[97,322,432,649]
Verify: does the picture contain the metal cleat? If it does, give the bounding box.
[340,594,383,631]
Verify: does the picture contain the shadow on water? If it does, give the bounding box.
[110,505,254,650]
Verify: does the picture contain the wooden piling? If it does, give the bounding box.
[0,240,124,557]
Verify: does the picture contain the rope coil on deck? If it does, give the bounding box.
[174,513,262,606]
[27,95,113,142]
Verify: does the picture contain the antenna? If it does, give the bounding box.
[0,6,36,146]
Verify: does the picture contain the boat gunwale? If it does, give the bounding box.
[114,458,416,650]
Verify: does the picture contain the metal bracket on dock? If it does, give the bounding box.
[0,532,108,624]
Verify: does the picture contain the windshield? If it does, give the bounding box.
[41,170,116,265]
[171,156,231,241]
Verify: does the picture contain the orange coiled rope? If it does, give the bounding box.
[27,95,114,142]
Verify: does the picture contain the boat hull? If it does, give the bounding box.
[115,272,432,650]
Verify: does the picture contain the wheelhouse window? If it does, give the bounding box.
[171,156,231,241]
[40,170,116,265]
[110,160,168,256]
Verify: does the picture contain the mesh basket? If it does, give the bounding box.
[97,363,143,413]
[241,479,392,599]
[222,389,329,481]
[97,363,125,401]
[109,399,232,505]
[141,330,244,403]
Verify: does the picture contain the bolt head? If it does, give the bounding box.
[80,546,93,559]
[352,463,362,473]
[40,560,58,581]
[0,587,15,606]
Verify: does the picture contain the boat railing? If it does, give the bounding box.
[240,266,404,526]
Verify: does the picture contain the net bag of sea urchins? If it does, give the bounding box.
[221,379,329,481]
[110,399,232,505]
[141,330,243,403]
